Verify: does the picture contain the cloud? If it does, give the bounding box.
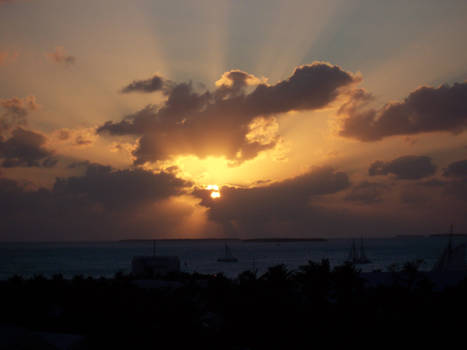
[0,0,35,4]
[0,163,194,240]
[368,155,436,180]
[0,50,19,65]
[0,96,56,168]
[193,167,350,236]
[51,127,97,148]
[340,82,467,141]
[444,178,467,202]
[46,46,76,65]
[53,163,191,209]
[121,74,169,94]
[214,70,264,97]
[99,62,359,165]
[443,159,467,178]
[397,159,467,203]
[440,159,467,201]
[0,96,39,132]
[0,127,57,168]
[74,135,93,146]
[344,181,389,204]
[57,129,71,140]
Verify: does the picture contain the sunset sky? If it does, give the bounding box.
[1,0,467,240]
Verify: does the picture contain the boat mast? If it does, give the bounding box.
[447,224,454,261]
[348,240,357,262]
[361,238,370,262]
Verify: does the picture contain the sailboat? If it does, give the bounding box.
[346,238,371,264]
[432,225,466,272]
[358,239,371,264]
[217,243,238,263]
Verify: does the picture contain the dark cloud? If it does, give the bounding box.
[99,62,359,165]
[121,74,169,94]
[193,167,350,236]
[443,159,467,178]
[440,159,467,201]
[47,47,76,65]
[396,159,467,203]
[54,163,190,209]
[192,165,467,236]
[0,128,57,168]
[53,128,96,148]
[444,179,467,202]
[340,82,467,141]
[57,129,70,140]
[418,179,447,187]
[0,163,193,240]
[368,155,436,180]
[67,160,92,169]
[75,135,93,146]
[345,181,389,204]
[0,96,38,132]
[214,70,262,98]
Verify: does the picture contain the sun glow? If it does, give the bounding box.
[207,184,221,199]
[210,191,221,198]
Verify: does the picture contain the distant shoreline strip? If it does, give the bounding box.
[119,238,328,243]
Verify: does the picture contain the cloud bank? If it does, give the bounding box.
[442,159,467,201]
[121,74,169,94]
[99,62,359,165]
[0,163,193,240]
[340,82,467,141]
[0,128,56,168]
[368,155,436,180]
[344,181,389,204]
[193,167,350,236]
[0,96,38,131]
[443,159,467,178]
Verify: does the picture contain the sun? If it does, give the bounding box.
[206,184,221,199]
[210,191,221,199]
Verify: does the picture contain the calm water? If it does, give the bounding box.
[0,237,466,279]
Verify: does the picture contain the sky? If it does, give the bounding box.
[1,0,467,241]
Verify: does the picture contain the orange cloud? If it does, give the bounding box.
[0,50,19,65]
[46,46,76,65]
[99,62,360,166]
[50,127,97,148]
[215,70,265,88]
[1,96,39,132]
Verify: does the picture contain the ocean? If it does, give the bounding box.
[1,236,466,280]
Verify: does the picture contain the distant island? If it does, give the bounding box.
[394,235,427,238]
[120,238,327,243]
[243,238,327,243]
[119,238,241,243]
[430,233,467,237]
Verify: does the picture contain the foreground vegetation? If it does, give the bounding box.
[1,260,466,349]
